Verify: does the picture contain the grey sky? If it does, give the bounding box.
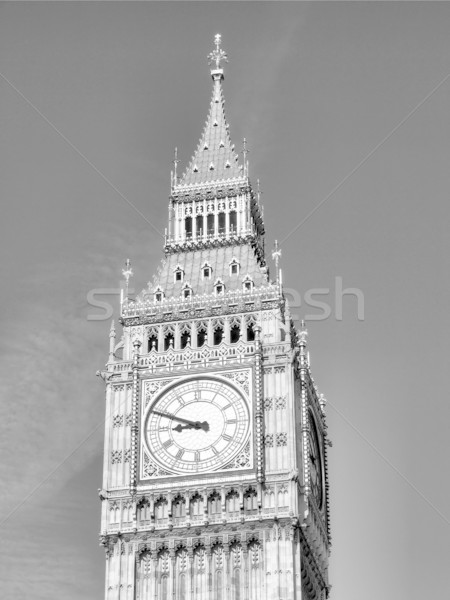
[1,2,449,599]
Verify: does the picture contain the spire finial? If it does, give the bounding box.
[173,147,179,183]
[242,138,249,177]
[272,240,282,285]
[122,258,133,299]
[208,33,228,71]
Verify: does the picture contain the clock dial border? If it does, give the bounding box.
[308,411,324,510]
[139,369,253,481]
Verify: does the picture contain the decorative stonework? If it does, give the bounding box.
[263,434,274,447]
[221,369,250,395]
[111,450,122,464]
[223,440,251,470]
[276,433,288,446]
[264,398,273,411]
[143,378,172,408]
[113,414,123,428]
[275,396,287,409]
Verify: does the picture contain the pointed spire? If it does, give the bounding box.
[177,35,244,186]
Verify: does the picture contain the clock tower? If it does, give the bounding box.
[98,35,331,600]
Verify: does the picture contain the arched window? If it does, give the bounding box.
[218,212,226,234]
[185,216,192,238]
[226,490,240,514]
[164,332,174,351]
[190,493,204,521]
[137,498,151,523]
[208,492,221,517]
[197,324,207,348]
[207,214,215,236]
[148,334,158,352]
[196,215,203,237]
[155,497,168,522]
[180,330,190,349]
[172,496,186,520]
[229,210,237,233]
[213,326,223,346]
[230,322,240,344]
[247,321,255,342]
[244,488,258,512]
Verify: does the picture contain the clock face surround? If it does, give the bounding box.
[144,376,250,475]
[308,413,324,509]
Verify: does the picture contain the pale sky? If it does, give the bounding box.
[1,2,450,599]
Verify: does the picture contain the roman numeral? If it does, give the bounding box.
[163,440,173,449]
[176,449,184,459]
[222,434,233,442]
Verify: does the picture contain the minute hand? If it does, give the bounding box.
[151,410,205,428]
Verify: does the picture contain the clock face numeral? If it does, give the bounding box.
[145,376,250,475]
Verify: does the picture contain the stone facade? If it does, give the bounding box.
[98,36,331,600]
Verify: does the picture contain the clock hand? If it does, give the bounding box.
[152,409,209,430]
[173,421,209,433]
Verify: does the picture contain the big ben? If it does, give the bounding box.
[98,35,331,600]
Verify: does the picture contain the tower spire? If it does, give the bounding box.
[177,34,243,187]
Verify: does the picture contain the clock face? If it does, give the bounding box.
[308,414,323,509]
[145,377,250,475]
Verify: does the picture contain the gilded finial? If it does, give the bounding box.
[122,258,133,299]
[208,34,228,70]
[272,240,282,288]
[173,147,179,183]
[242,138,249,176]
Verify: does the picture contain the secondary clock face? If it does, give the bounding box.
[145,377,250,474]
[308,414,323,509]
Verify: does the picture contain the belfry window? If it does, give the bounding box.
[148,334,158,352]
[247,321,255,342]
[197,324,207,347]
[218,212,226,234]
[229,210,237,232]
[180,329,190,349]
[183,287,192,299]
[185,216,192,238]
[207,214,215,236]
[164,332,174,351]
[196,215,203,237]
[230,323,240,344]
[213,325,224,346]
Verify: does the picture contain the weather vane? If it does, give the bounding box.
[208,33,228,70]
